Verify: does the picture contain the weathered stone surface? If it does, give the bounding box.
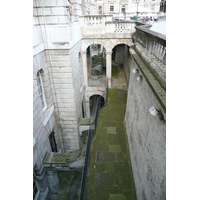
[125,58,166,200]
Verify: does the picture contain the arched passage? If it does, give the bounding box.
[89,95,105,117]
[86,44,106,77]
[81,38,132,88]
[111,43,131,89]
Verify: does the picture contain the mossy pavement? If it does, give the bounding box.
[85,88,136,200]
[49,170,81,200]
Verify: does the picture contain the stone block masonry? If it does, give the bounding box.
[125,53,166,200]
[33,50,61,172]
[47,42,84,151]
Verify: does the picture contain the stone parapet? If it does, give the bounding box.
[134,22,166,67]
[130,48,166,112]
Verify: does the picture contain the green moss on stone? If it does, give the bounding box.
[112,64,119,78]
[85,88,136,200]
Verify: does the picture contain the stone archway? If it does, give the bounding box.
[89,94,105,117]
[81,38,132,88]
[111,43,131,89]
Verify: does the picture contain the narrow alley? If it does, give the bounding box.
[85,86,136,199]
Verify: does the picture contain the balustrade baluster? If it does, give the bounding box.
[157,43,161,62]
[163,47,166,65]
[155,42,159,60]
[116,23,119,32]
[89,17,92,26]
[97,17,99,25]
[160,46,165,63]
[152,40,157,58]
[159,42,164,62]
[94,16,96,25]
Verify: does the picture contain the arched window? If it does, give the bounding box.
[121,5,126,13]
[99,6,102,14]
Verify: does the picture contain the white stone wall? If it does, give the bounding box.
[33,51,61,172]
[125,59,166,200]
[33,0,84,171]
[46,44,84,151]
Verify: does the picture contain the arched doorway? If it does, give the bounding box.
[89,95,105,117]
[86,44,106,87]
[111,44,131,88]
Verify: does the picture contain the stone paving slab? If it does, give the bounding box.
[94,173,114,185]
[108,145,121,152]
[109,194,126,200]
[107,127,116,134]
[96,151,116,162]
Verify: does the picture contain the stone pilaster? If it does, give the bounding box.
[82,50,88,87]
[106,51,112,88]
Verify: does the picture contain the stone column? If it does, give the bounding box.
[85,100,90,118]
[106,51,112,88]
[82,51,88,87]
[90,45,92,75]
[34,167,49,193]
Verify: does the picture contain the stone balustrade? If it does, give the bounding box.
[106,21,135,33]
[135,23,166,65]
[80,14,112,26]
[80,15,135,37]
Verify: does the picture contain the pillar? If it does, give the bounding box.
[82,51,88,87]
[85,100,90,118]
[90,45,92,75]
[106,51,112,88]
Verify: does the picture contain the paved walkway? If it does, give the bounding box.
[85,88,136,200]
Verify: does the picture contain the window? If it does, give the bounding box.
[110,5,114,12]
[33,180,38,199]
[121,5,126,13]
[99,6,102,14]
[49,131,58,152]
[37,71,46,110]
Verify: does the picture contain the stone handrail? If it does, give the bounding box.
[135,22,166,65]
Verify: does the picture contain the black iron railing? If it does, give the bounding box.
[79,78,108,200]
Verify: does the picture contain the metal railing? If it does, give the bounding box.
[79,78,108,200]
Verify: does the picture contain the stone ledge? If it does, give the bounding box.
[79,118,92,125]
[131,52,166,112]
